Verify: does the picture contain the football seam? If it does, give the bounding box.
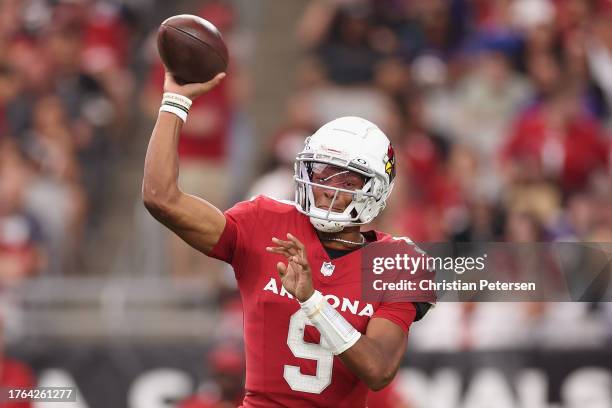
[161,24,228,66]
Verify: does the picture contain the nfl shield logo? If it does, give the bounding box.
[320,262,335,277]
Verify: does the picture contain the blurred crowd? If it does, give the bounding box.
[0,0,141,286]
[263,0,612,243]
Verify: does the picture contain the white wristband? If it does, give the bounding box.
[300,290,362,355]
[162,92,193,109]
[160,92,192,123]
[160,104,188,122]
[300,290,325,317]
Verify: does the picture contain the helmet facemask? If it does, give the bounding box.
[294,154,391,232]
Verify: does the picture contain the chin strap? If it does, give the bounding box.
[310,217,345,233]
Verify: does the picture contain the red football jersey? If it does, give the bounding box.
[210,196,417,408]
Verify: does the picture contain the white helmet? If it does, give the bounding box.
[294,116,396,233]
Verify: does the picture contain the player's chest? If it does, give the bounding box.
[254,257,374,332]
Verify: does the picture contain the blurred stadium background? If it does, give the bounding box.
[0,0,611,407]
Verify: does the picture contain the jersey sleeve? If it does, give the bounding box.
[371,237,434,331]
[372,302,417,334]
[208,196,260,268]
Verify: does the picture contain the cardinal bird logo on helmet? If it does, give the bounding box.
[384,144,396,181]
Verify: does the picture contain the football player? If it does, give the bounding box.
[143,72,430,407]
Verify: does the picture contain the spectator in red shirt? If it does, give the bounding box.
[178,344,245,408]
[501,82,609,195]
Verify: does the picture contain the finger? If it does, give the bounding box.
[203,72,226,87]
[271,238,298,255]
[272,237,297,249]
[267,243,296,253]
[286,234,309,267]
[266,246,294,258]
[276,261,287,279]
[286,233,305,251]
[291,255,310,271]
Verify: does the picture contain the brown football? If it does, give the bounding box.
[157,14,228,84]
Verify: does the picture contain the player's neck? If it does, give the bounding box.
[316,227,364,250]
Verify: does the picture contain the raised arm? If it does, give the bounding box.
[142,72,227,254]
